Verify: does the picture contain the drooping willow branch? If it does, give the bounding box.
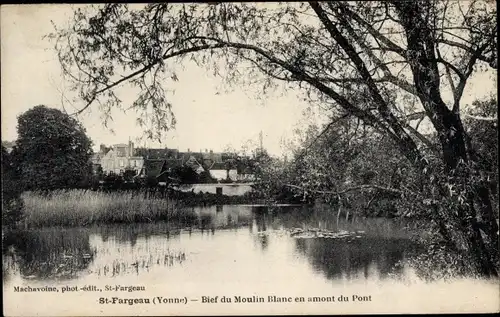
[69,43,229,116]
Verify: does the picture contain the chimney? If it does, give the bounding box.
[128,140,134,157]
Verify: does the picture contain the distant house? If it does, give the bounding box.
[183,155,205,174]
[138,158,184,185]
[97,141,144,175]
[136,147,231,169]
[163,158,184,180]
[138,159,168,183]
[135,147,180,160]
[134,147,211,172]
[209,162,238,182]
[200,150,223,167]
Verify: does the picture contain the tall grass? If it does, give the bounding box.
[22,190,196,228]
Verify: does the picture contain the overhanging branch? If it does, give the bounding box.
[69,43,228,116]
[463,114,498,122]
[284,183,417,197]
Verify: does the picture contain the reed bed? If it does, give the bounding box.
[22,189,196,228]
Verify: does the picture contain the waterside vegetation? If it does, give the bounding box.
[21,190,196,228]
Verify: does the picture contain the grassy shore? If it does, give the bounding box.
[22,190,196,228]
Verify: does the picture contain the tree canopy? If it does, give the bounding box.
[12,105,94,190]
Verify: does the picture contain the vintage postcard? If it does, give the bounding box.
[2,2,499,316]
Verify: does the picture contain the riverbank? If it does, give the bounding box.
[21,190,197,228]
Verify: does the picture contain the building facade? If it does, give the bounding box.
[208,162,238,181]
[98,141,144,175]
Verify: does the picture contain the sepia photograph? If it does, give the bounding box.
[1,2,499,316]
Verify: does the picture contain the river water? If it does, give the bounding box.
[3,205,498,315]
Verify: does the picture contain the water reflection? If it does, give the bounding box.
[3,229,95,280]
[3,205,421,284]
[87,232,187,277]
[294,237,420,281]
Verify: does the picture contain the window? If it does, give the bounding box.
[120,159,124,167]
[216,187,223,196]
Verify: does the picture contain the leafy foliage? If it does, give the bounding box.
[12,105,94,191]
[252,149,293,202]
[465,98,498,176]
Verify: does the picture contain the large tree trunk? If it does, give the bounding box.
[430,159,499,277]
[428,116,499,277]
[473,182,499,266]
[392,1,499,277]
[439,113,469,171]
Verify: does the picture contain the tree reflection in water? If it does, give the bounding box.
[253,211,270,251]
[294,236,422,280]
[97,221,185,246]
[2,229,95,280]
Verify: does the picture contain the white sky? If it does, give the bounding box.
[1,4,496,156]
